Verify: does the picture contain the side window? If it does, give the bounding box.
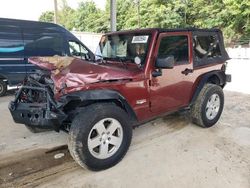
[69,41,88,59]
[24,34,64,56]
[158,35,189,65]
[193,35,222,60]
[0,26,24,58]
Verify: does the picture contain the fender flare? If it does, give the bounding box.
[190,70,227,106]
[59,89,138,123]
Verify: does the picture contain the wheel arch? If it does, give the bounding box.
[60,89,138,124]
[190,70,226,106]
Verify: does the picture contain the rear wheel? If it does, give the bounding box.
[0,80,7,97]
[190,84,224,128]
[68,103,132,171]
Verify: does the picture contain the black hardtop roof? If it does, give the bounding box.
[157,27,221,33]
[0,17,68,33]
[105,27,222,35]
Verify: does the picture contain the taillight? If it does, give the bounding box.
[221,63,227,72]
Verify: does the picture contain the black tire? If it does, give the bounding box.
[0,80,7,97]
[190,83,224,128]
[25,125,51,133]
[68,103,132,171]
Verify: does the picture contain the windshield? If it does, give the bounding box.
[96,33,151,66]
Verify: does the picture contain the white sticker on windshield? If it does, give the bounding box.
[132,35,149,43]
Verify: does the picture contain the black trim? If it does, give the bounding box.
[158,28,222,33]
[59,89,138,123]
[192,30,230,67]
[9,85,66,131]
[226,74,231,82]
[106,27,223,35]
[190,70,230,106]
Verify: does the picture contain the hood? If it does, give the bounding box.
[28,56,142,91]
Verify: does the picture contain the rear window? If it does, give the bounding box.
[24,34,64,57]
[193,35,221,58]
[193,34,222,66]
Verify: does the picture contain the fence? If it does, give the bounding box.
[226,47,250,59]
[71,31,102,53]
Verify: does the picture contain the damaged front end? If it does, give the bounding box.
[9,56,140,132]
[8,70,66,131]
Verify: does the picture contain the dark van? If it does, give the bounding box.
[0,18,94,96]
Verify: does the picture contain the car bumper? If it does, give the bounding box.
[8,85,66,131]
[226,74,231,82]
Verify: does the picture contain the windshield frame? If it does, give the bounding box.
[96,32,153,67]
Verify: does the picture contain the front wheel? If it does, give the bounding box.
[68,103,132,171]
[190,84,224,128]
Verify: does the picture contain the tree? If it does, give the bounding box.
[58,0,76,30]
[222,0,250,42]
[39,11,54,23]
[139,0,184,28]
[38,0,250,43]
[73,1,108,32]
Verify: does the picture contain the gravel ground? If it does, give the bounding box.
[0,90,249,188]
[0,59,249,188]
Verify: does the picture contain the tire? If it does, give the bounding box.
[0,80,7,97]
[190,83,224,128]
[25,125,51,133]
[68,103,132,171]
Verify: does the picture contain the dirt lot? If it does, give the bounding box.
[0,90,249,188]
[0,59,250,188]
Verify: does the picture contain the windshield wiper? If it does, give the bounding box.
[95,54,107,64]
[115,56,135,69]
[96,56,134,68]
[116,56,134,63]
[116,57,128,69]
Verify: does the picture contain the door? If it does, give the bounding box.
[0,25,25,85]
[150,32,194,114]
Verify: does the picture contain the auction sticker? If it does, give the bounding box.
[132,35,149,43]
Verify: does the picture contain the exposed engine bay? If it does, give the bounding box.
[8,70,66,131]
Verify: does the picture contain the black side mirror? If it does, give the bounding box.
[155,56,175,69]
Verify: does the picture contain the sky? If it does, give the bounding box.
[0,0,106,21]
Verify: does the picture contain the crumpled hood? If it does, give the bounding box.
[28,56,142,91]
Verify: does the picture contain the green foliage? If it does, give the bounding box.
[186,0,250,43]
[39,0,250,42]
[58,0,76,30]
[222,0,250,42]
[139,0,184,28]
[39,11,54,23]
[74,1,109,32]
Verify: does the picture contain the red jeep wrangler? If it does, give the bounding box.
[9,28,231,170]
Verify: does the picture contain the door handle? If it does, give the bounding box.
[181,68,193,75]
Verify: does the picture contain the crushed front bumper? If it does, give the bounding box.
[9,85,66,131]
